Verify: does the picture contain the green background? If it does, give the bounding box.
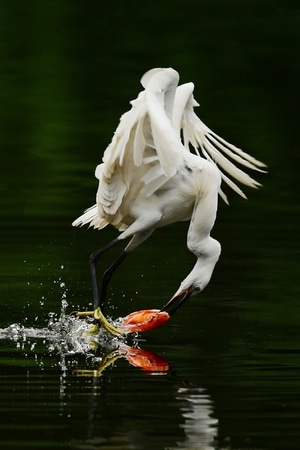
[0,1,299,449]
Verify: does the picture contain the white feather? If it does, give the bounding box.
[73,67,265,231]
[72,67,266,313]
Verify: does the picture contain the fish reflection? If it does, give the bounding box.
[75,343,169,376]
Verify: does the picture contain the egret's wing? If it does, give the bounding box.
[100,68,189,210]
[72,94,148,228]
[72,204,108,229]
[180,90,266,201]
[94,93,150,225]
[74,68,187,230]
[142,67,184,177]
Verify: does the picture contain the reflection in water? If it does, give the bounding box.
[73,384,218,450]
[0,312,218,449]
[72,371,218,450]
[0,307,169,373]
[76,344,169,376]
[174,387,218,450]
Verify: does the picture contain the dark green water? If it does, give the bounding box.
[1,1,300,449]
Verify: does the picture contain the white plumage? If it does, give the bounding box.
[73,67,265,312]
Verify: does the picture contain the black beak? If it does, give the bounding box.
[160,286,193,316]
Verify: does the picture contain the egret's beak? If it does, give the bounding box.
[160,286,193,316]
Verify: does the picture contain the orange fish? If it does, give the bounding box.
[121,309,170,334]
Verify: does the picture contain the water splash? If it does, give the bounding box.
[1,264,130,365]
[0,309,127,357]
[0,270,167,375]
[0,312,171,376]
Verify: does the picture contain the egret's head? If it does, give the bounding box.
[160,244,220,315]
[160,281,201,316]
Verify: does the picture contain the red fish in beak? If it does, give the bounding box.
[121,309,170,333]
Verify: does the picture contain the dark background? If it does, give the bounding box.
[0,1,300,449]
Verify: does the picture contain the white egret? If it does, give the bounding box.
[73,67,265,335]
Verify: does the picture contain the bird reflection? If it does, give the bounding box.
[1,315,218,448]
[72,345,218,450]
[173,386,218,450]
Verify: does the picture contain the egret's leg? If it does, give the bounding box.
[89,237,120,309]
[94,228,155,309]
[76,227,157,337]
[99,251,128,309]
[75,237,126,337]
[87,238,131,337]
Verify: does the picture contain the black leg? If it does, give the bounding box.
[89,230,153,311]
[89,238,120,309]
[89,237,130,310]
[99,250,128,310]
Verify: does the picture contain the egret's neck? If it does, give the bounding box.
[190,239,221,291]
[183,164,221,291]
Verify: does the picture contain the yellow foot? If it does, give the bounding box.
[75,349,123,377]
[75,308,124,338]
[94,307,124,337]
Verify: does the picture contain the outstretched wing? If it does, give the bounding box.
[175,84,266,203]
[73,68,186,230]
[73,67,266,230]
